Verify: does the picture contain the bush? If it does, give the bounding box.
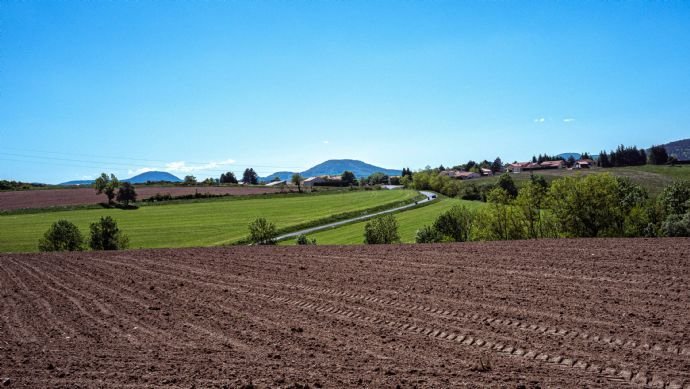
[38,220,84,252]
[415,225,443,243]
[364,214,400,244]
[661,213,690,237]
[89,216,129,250]
[296,234,316,245]
[248,217,278,245]
[433,205,476,242]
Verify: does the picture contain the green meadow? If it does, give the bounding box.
[0,190,419,252]
[281,197,486,245]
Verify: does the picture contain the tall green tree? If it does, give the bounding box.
[648,145,669,165]
[242,168,258,185]
[341,171,357,186]
[291,173,303,193]
[116,182,138,207]
[491,157,503,173]
[220,172,238,184]
[94,173,119,204]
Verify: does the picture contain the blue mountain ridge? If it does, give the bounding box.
[60,171,182,186]
[260,159,402,182]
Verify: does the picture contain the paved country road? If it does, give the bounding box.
[276,191,437,241]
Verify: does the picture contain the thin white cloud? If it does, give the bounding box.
[128,159,236,175]
[322,140,330,144]
[563,118,576,123]
[533,117,545,123]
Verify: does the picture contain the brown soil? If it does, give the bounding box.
[1,238,689,388]
[0,186,281,210]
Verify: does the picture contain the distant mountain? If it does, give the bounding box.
[59,180,95,186]
[661,138,690,161]
[60,171,181,186]
[123,171,182,184]
[260,159,402,182]
[557,153,582,161]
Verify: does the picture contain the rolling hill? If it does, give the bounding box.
[261,159,402,181]
[662,138,690,161]
[60,171,181,186]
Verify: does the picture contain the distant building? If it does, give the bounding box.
[265,180,287,187]
[508,162,542,173]
[540,160,565,169]
[480,168,493,176]
[302,176,327,187]
[440,170,480,180]
[575,159,595,169]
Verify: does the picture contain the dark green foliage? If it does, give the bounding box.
[401,168,413,178]
[491,157,503,173]
[657,180,690,216]
[220,172,239,184]
[364,172,389,185]
[248,217,277,245]
[598,144,647,167]
[38,220,84,252]
[648,145,669,165]
[242,168,259,185]
[116,182,137,207]
[89,216,129,250]
[296,234,316,245]
[341,171,357,186]
[433,205,475,242]
[415,225,444,243]
[183,175,197,185]
[496,173,518,198]
[364,214,400,244]
[566,155,576,168]
[661,213,690,237]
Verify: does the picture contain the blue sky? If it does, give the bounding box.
[1,1,689,183]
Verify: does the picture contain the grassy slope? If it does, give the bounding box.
[281,197,486,245]
[0,190,418,252]
[463,165,690,197]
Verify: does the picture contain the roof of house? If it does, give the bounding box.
[265,180,287,186]
[303,176,325,182]
[540,160,565,167]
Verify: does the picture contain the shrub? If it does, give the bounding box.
[415,225,443,243]
[433,205,476,242]
[661,213,690,237]
[38,220,84,252]
[296,234,317,245]
[89,216,129,250]
[364,214,400,244]
[248,217,278,245]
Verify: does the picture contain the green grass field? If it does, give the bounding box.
[461,165,690,197]
[281,197,486,245]
[0,190,419,252]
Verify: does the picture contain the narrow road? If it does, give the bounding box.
[276,191,437,241]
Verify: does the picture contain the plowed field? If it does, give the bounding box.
[0,186,281,210]
[1,239,689,388]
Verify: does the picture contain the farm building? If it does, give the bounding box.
[302,176,326,187]
[480,168,493,176]
[575,159,595,169]
[540,160,565,169]
[265,180,287,187]
[440,170,480,180]
[508,162,541,173]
